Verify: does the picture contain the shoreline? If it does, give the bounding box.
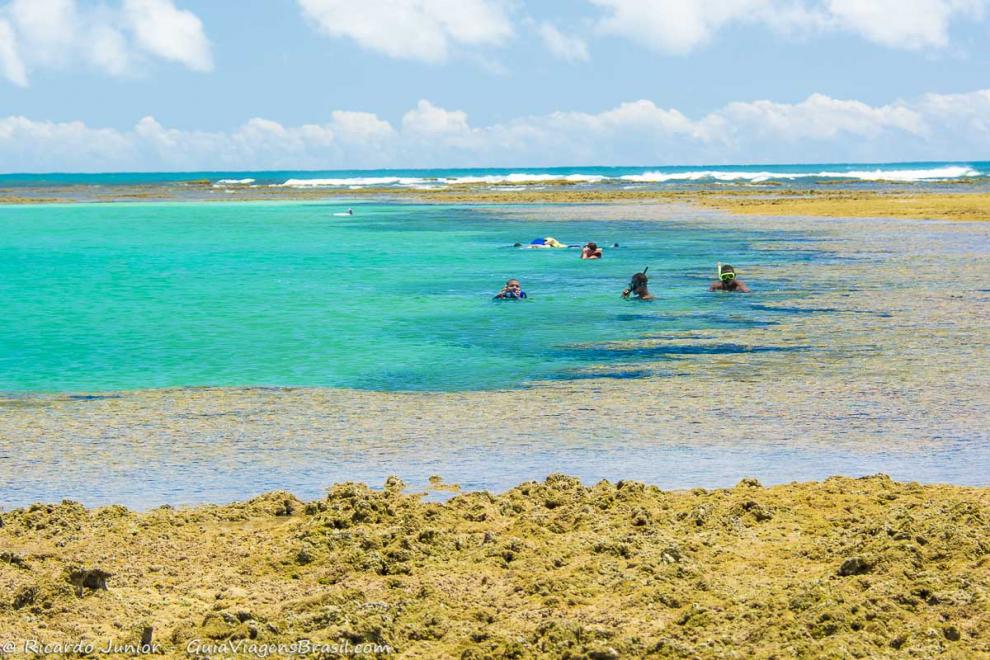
[2,475,988,657]
[1,184,989,221]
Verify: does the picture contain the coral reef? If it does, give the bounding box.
[2,476,988,657]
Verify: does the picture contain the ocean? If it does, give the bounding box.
[1,160,988,190]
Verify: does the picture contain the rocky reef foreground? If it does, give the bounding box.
[1,475,988,657]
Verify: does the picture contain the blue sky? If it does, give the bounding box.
[1,0,989,171]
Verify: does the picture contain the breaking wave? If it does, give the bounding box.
[272,165,983,188]
[621,166,980,183]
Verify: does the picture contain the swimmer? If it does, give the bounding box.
[581,242,603,259]
[347,208,353,215]
[709,263,750,293]
[493,278,528,300]
[527,237,566,249]
[622,268,655,301]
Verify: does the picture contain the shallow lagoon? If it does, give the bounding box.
[1,203,988,508]
[0,201,817,392]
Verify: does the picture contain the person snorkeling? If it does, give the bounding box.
[493,278,528,300]
[581,242,603,259]
[622,268,655,301]
[526,237,566,248]
[709,263,750,293]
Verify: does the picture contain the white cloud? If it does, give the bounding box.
[402,99,471,136]
[2,89,990,171]
[717,93,927,141]
[590,0,988,53]
[826,0,985,49]
[0,115,136,168]
[331,111,396,142]
[87,23,132,76]
[297,0,513,62]
[0,18,28,86]
[123,0,212,71]
[537,22,590,62]
[6,0,78,67]
[591,0,775,55]
[0,0,212,86]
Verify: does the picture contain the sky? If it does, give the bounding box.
[1,0,989,172]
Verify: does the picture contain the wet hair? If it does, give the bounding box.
[630,271,649,289]
[586,242,598,251]
[513,242,522,247]
[720,264,736,275]
[612,243,619,248]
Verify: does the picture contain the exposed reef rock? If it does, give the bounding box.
[1,475,988,657]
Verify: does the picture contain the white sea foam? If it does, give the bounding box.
[278,176,428,187]
[214,178,255,185]
[444,173,606,185]
[620,171,781,183]
[820,166,979,181]
[277,173,606,188]
[274,166,981,189]
[620,166,980,183]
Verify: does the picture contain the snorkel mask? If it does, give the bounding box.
[629,267,649,291]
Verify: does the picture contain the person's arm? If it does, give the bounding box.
[735,280,751,293]
[709,281,722,291]
[621,288,631,298]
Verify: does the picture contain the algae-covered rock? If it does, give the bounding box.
[67,567,112,594]
[1,475,988,657]
[838,556,873,576]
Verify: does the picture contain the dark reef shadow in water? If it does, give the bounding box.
[562,343,809,361]
[65,394,124,401]
[548,369,658,382]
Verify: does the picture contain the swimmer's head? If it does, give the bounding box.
[629,268,649,291]
[513,242,522,247]
[586,242,598,251]
[505,279,521,290]
[719,264,736,282]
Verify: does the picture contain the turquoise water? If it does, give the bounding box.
[0,202,813,392]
